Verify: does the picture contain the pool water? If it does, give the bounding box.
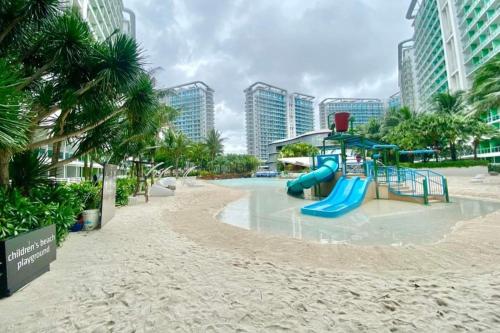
[212,178,500,246]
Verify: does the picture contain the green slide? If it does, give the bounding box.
[286,159,339,196]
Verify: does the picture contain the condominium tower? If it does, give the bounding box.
[66,0,135,41]
[245,82,288,160]
[401,0,499,111]
[401,0,499,161]
[319,98,385,129]
[163,81,215,142]
[387,92,402,110]
[288,93,315,137]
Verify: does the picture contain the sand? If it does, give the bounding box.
[1,170,500,332]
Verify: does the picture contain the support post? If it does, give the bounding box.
[423,177,429,205]
[443,177,450,203]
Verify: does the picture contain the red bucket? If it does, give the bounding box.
[334,112,350,132]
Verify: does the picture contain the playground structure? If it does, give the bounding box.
[286,112,449,218]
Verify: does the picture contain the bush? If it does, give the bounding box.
[1,184,84,245]
[116,178,135,206]
[488,164,500,173]
[400,159,489,169]
[68,182,102,210]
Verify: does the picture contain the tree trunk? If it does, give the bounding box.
[89,159,94,180]
[0,149,12,189]
[450,142,457,161]
[52,142,62,177]
[473,140,478,160]
[175,159,179,178]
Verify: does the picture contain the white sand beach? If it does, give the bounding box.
[1,170,500,332]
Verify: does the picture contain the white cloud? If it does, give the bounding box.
[125,0,412,154]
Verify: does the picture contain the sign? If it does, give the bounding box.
[100,163,118,227]
[0,225,56,297]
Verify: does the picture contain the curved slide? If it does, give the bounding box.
[286,159,339,196]
[301,176,372,218]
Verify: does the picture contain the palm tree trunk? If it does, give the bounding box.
[50,142,62,177]
[89,159,94,180]
[450,142,457,161]
[0,17,22,44]
[473,140,478,160]
[175,159,179,178]
[0,149,12,189]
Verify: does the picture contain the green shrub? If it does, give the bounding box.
[68,182,102,210]
[116,178,135,206]
[1,185,83,245]
[488,164,500,173]
[400,159,489,169]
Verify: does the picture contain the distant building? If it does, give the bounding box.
[387,92,402,110]
[398,39,419,112]
[66,0,136,41]
[245,82,288,161]
[288,93,315,137]
[162,81,215,142]
[319,98,385,129]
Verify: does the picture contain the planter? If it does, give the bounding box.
[334,112,350,132]
[1,225,57,297]
[82,209,100,231]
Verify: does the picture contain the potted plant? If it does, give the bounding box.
[69,183,101,231]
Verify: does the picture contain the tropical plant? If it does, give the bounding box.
[158,129,190,177]
[9,150,50,195]
[205,129,225,161]
[468,53,500,116]
[279,142,319,158]
[432,91,465,114]
[463,117,497,159]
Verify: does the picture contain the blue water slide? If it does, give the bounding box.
[286,159,339,196]
[301,176,372,218]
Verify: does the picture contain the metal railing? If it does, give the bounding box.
[366,162,449,204]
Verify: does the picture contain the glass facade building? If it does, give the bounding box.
[387,92,402,110]
[319,98,385,129]
[163,81,215,142]
[245,82,288,161]
[66,0,135,41]
[398,39,420,111]
[403,0,499,161]
[288,93,315,137]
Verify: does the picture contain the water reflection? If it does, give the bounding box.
[214,179,500,245]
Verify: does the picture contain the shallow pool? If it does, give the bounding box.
[212,178,500,246]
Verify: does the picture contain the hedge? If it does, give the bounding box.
[400,159,489,169]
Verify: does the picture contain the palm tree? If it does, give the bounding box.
[159,130,190,178]
[205,129,225,161]
[0,59,29,188]
[464,117,496,159]
[468,53,500,117]
[432,91,465,114]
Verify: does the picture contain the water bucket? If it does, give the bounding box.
[82,209,100,231]
[334,112,350,132]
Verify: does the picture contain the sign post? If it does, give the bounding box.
[100,163,118,228]
[0,225,57,297]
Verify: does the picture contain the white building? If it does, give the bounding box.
[66,0,135,41]
[162,81,215,142]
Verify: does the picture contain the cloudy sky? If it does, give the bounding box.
[124,0,412,153]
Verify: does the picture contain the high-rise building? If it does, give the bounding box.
[407,0,450,112]
[403,0,499,161]
[288,93,315,137]
[319,98,385,129]
[403,0,499,110]
[162,81,215,142]
[66,0,135,41]
[387,92,402,110]
[245,82,288,160]
[398,39,419,111]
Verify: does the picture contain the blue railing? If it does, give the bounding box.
[365,162,449,204]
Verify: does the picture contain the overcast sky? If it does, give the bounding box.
[124,0,412,154]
